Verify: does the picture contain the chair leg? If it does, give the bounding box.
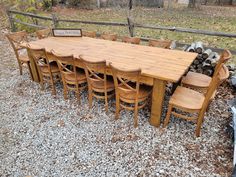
[163,104,173,128]
[50,75,56,95]
[18,62,23,75]
[63,85,68,100]
[76,84,80,103]
[88,87,93,109]
[26,62,33,80]
[195,110,205,137]
[134,102,138,128]
[40,80,45,90]
[104,91,108,112]
[115,94,120,120]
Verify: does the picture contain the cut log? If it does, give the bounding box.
[214,53,220,61]
[187,43,196,52]
[196,68,203,73]
[195,41,204,54]
[197,64,203,68]
[202,49,212,59]
[208,52,216,59]
[196,54,203,60]
[193,60,200,65]
[203,69,213,76]
[182,45,188,51]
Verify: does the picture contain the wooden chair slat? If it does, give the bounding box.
[148,39,172,49]
[122,36,140,45]
[36,28,52,39]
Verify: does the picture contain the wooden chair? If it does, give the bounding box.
[83,31,96,38]
[163,64,229,137]
[181,50,232,93]
[27,46,60,95]
[51,51,87,100]
[109,63,152,127]
[6,31,33,79]
[100,33,117,41]
[80,56,115,111]
[122,36,140,45]
[36,28,52,39]
[148,39,172,49]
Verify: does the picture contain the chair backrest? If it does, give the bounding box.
[36,28,52,39]
[109,63,141,100]
[83,31,96,38]
[202,64,229,111]
[148,39,172,49]
[101,34,117,41]
[122,36,140,45]
[213,49,232,77]
[80,55,107,89]
[51,50,75,76]
[6,31,28,59]
[27,45,55,77]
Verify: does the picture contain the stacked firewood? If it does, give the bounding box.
[183,42,220,76]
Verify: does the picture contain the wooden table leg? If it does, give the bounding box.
[27,48,39,82]
[149,79,166,127]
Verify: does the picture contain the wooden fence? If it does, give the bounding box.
[7,9,236,54]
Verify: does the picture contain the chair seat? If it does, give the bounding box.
[40,62,60,73]
[19,54,30,63]
[91,78,115,91]
[170,86,205,110]
[119,84,152,102]
[64,71,87,83]
[182,72,212,88]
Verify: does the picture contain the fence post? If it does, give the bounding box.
[52,14,59,28]
[127,17,134,37]
[7,10,16,32]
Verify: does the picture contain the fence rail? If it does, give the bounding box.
[6,9,236,55]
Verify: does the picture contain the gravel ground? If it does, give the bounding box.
[0,27,235,176]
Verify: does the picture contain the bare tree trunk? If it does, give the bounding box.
[97,0,101,8]
[188,0,196,8]
[167,0,172,9]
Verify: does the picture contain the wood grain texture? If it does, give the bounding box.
[24,37,197,83]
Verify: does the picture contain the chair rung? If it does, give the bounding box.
[172,112,197,121]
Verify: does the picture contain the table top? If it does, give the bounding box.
[26,37,197,82]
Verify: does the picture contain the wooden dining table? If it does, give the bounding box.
[23,36,197,127]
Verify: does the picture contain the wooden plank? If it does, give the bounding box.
[9,10,52,20]
[13,19,46,29]
[58,19,127,26]
[135,23,236,38]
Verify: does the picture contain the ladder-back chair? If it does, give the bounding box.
[148,39,172,49]
[80,56,115,111]
[6,31,33,79]
[100,33,117,41]
[122,36,140,45]
[52,51,87,100]
[27,46,60,95]
[83,31,96,38]
[181,50,232,93]
[36,28,52,39]
[164,64,229,137]
[109,63,152,127]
